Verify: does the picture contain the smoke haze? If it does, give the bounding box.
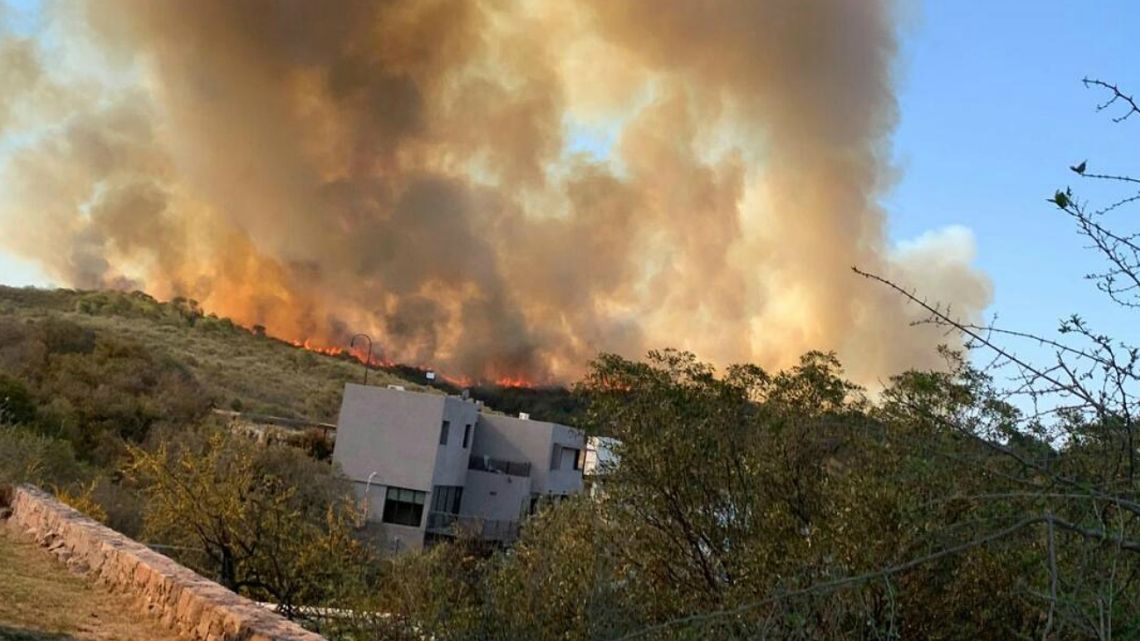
[0,0,991,384]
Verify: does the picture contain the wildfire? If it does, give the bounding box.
[438,372,474,388]
[495,376,535,389]
[287,337,534,389]
[290,338,345,358]
[289,338,395,367]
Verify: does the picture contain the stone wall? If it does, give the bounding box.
[0,484,329,641]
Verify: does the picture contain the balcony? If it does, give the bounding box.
[425,511,520,543]
[468,455,531,478]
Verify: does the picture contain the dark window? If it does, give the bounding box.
[553,446,582,471]
[382,487,426,527]
[463,424,472,448]
[431,485,464,515]
[469,455,531,477]
[439,420,450,445]
[575,448,585,471]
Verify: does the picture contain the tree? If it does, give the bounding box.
[125,427,372,620]
[853,78,1140,639]
[483,497,636,641]
[572,349,1045,639]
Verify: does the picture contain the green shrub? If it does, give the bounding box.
[0,424,86,487]
[0,374,36,424]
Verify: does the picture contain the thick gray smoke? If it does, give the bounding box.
[0,1,991,383]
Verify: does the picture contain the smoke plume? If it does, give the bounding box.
[0,0,991,384]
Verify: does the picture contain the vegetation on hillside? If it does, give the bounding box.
[0,286,582,424]
[0,286,427,423]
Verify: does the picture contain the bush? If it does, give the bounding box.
[0,424,87,487]
[0,374,36,424]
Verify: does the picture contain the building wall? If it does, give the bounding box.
[461,469,532,521]
[584,436,620,475]
[333,384,444,492]
[378,522,426,553]
[430,396,480,489]
[334,384,586,552]
[350,480,426,551]
[473,414,585,496]
[584,436,620,498]
[548,422,586,495]
[351,478,389,523]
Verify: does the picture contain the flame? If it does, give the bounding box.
[438,372,474,388]
[495,376,535,389]
[290,338,345,358]
[288,336,489,388]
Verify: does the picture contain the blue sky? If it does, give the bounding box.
[2,1,1138,352]
[887,2,1139,348]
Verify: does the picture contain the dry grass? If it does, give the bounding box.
[77,312,429,421]
[0,286,436,422]
[0,522,184,641]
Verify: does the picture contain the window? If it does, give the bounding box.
[463,424,472,448]
[439,420,450,445]
[431,485,464,515]
[557,446,582,471]
[382,487,426,527]
[550,444,561,470]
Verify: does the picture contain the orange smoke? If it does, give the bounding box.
[0,1,991,385]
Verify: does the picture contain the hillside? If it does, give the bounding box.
[0,286,433,423]
[0,286,581,426]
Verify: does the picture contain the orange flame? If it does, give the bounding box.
[438,372,473,388]
[288,337,535,389]
[495,376,535,389]
[290,338,345,357]
[288,337,465,386]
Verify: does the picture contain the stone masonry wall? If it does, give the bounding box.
[0,484,329,641]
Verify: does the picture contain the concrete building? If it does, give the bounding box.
[332,384,586,552]
[583,435,620,496]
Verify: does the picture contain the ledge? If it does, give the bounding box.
[0,484,329,641]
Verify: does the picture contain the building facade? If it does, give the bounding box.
[332,384,586,552]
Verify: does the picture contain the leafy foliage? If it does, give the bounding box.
[0,424,87,488]
[364,350,1054,640]
[125,427,373,619]
[0,314,209,465]
[468,384,584,425]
